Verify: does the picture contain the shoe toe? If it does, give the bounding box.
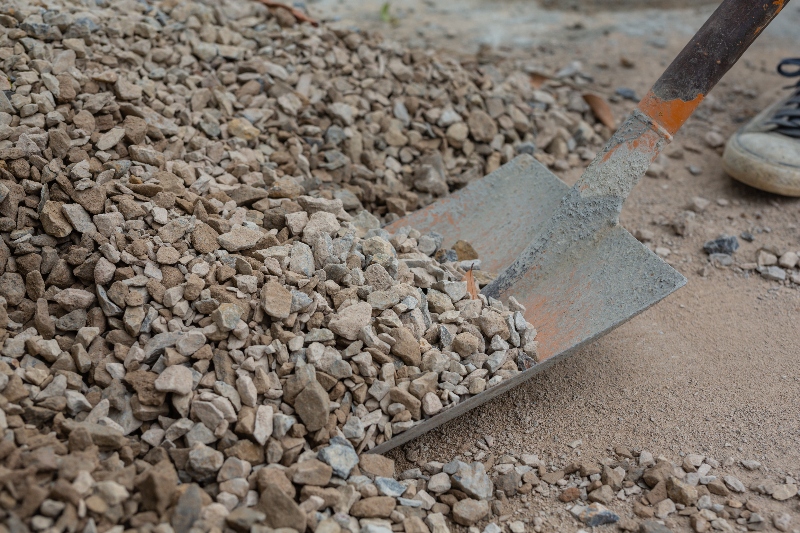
[723,129,800,196]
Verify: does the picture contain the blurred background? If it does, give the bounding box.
[308,0,800,57]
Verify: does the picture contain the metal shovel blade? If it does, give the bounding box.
[371,154,686,454]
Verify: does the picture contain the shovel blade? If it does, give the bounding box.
[374,155,686,454]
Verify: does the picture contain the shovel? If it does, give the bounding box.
[371,0,788,454]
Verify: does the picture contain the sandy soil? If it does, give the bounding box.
[306,1,800,530]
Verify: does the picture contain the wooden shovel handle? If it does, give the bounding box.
[639,0,789,136]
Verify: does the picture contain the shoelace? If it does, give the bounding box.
[767,58,800,138]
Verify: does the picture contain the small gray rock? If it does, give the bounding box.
[318,437,359,478]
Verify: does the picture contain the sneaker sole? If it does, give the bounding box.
[722,130,800,197]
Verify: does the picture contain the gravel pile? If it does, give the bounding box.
[0,0,576,531]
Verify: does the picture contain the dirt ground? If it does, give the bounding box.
[308,1,800,530]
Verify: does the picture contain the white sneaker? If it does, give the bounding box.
[722,58,800,197]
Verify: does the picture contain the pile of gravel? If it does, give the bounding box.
[0,0,602,530]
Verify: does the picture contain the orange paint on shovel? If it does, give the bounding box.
[638,91,705,136]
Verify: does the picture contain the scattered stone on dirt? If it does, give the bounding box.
[703,235,740,255]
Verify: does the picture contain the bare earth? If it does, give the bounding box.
[311,0,800,529]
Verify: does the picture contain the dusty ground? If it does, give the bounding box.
[308,0,800,530]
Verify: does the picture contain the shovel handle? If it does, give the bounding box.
[574,0,788,204]
[639,0,789,136]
